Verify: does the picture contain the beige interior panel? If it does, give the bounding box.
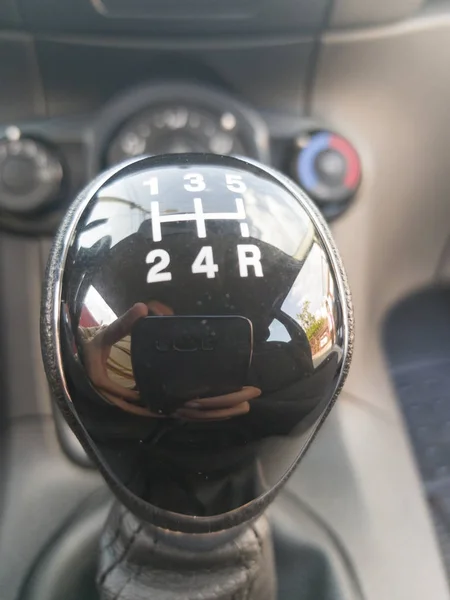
[288,10,450,600]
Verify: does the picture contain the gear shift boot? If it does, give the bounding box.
[98,504,275,600]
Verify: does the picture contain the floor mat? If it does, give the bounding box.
[384,287,450,578]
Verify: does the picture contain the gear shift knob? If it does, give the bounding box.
[41,154,353,533]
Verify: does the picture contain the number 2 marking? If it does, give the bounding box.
[146,249,172,283]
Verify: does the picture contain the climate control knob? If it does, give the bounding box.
[292,131,361,218]
[0,135,63,214]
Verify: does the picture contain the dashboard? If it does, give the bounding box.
[0,79,360,233]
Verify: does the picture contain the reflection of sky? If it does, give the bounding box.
[268,318,291,342]
[281,242,329,320]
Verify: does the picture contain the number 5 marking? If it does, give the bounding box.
[226,174,247,193]
[146,249,172,283]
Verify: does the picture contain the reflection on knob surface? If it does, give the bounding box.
[43,154,353,532]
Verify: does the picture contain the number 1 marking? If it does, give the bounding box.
[143,177,159,196]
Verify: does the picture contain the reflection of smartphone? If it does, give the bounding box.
[131,315,253,415]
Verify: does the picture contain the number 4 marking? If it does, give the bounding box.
[191,246,218,279]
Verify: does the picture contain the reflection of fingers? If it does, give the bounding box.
[102,390,165,418]
[101,303,148,347]
[147,300,174,316]
[89,371,140,402]
[175,402,251,420]
[184,386,261,409]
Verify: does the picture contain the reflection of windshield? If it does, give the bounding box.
[83,285,117,326]
[281,240,337,364]
[243,189,314,259]
[78,197,146,250]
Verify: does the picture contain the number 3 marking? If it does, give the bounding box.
[146,249,172,283]
[184,173,206,192]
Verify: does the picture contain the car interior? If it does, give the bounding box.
[0,1,450,599]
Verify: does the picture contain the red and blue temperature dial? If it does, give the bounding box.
[294,131,361,209]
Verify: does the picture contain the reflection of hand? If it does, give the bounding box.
[82,301,259,421]
[82,302,159,417]
[174,387,261,421]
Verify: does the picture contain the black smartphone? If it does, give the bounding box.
[131,315,253,415]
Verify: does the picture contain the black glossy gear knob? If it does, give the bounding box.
[41,154,353,533]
